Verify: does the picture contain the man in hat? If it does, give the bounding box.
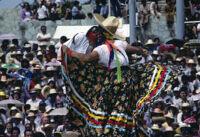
[26,90,42,109]
[12,113,25,137]
[177,103,192,125]
[45,88,57,109]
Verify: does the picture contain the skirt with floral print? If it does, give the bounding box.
[61,56,179,137]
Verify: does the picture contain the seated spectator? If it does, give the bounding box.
[21,2,34,21]
[150,0,161,19]
[61,4,72,20]
[72,1,83,19]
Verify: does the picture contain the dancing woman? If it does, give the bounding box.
[61,14,179,136]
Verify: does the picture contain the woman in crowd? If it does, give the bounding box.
[20,2,34,21]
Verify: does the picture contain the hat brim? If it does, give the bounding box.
[93,14,125,40]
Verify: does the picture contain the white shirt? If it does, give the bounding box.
[61,32,90,54]
[93,40,129,69]
[36,32,51,42]
[37,5,48,19]
[72,6,79,17]
[26,98,42,108]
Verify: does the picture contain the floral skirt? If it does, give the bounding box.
[61,56,179,137]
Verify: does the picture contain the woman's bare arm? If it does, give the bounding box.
[62,45,99,62]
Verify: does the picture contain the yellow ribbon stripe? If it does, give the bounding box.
[137,64,162,108]
[72,94,133,123]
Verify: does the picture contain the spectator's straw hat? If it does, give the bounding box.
[195,88,200,94]
[28,106,38,113]
[15,87,21,91]
[164,126,174,132]
[152,116,165,122]
[7,106,20,117]
[46,66,55,72]
[16,51,22,55]
[168,104,178,114]
[37,51,43,56]
[187,59,195,64]
[49,88,57,95]
[24,44,31,48]
[41,124,54,131]
[145,39,154,46]
[27,112,36,119]
[41,85,50,98]
[30,59,40,65]
[181,103,190,108]
[93,13,125,40]
[50,41,56,45]
[39,42,47,47]
[152,50,159,55]
[12,112,23,119]
[174,134,181,137]
[61,131,81,137]
[0,91,5,96]
[0,53,4,57]
[34,84,41,90]
[151,124,161,131]
[9,44,15,48]
[175,58,182,62]
[45,106,53,114]
[164,112,174,121]
[1,75,7,82]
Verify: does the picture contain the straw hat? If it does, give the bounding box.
[41,85,50,98]
[152,116,166,122]
[168,104,178,113]
[181,103,190,108]
[46,66,55,71]
[37,51,43,56]
[6,106,20,117]
[195,88,200,94]
[12,112,23,119]
[49,88,57,95]
[50,41,56,45]
[28,106,38,112]
[27,112,36,118]
[0,53,4,57]
[187,59,195,64]
[34,84,41,90]
[165,126,174,132]
[15,87,21,90]
[39,42,47,47]
[93,13,125,40]
[17,51,22,55]
[151,124,161,131]
[42,124,54,131]
[175,58,182,62]
[165,112,174,120]
[0,91,5,96]
[1,75,7,82]
[24,44,31,48]
[152,50,159,55]
[45,106,53,113]
[9,44,15,48]
[61,131,81,137]
[145,39,154,45]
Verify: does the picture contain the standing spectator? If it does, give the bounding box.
[72,1,83,19]
[197,23,200,39]
[5,122,12,137]
[37,26,51,43]
[164,0,176,37]
[100,0,108,18]
[21,2,34,21]
[26,90,42,109]
[139,0,150,27]
[150,0,161,19]
[37,1,49,20]
[50,3,59,21]
[12,113,25,137]
[93,0,101,14]
[110,0,122,17]
[11,127,20,137]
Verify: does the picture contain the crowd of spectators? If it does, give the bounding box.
[0,23,200,136]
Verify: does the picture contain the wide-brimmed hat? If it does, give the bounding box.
[28,106,38,112]
[45,106,53,114]
[49,88,57,95]
[168,104,178,114]
[93,13,125,40]
[145,39,154,46]
[165,112,174,120]
[42,124,54,131]
[152,50,159,55]
[39,42,47,47]
[152,116,166,122]
[37,51,43,56]
[12,112,23,119]
[34,84,41,90]
[151,124,161,131]
[24,44,31,48]
[27,112,36,118]
[0,91,6,96]
[6,106,20,117]
[181,103,190,108]
[41,85,51,98]
[187,59,195,64]
[50,41,56,45]
[165,126,174,132]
